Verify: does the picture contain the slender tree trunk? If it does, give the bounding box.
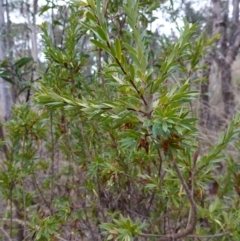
[200,0,238,127]
[199,0,224,128]
[27,0,38,62]
[25,0,38,101]
[0,0,13,121]
[220,59,235,118]
[5,0,18,103]
[211,0,236,120]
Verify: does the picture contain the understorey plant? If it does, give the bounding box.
[30,0,240,240]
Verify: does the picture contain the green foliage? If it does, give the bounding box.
[0,57,34,93]
[1,0,240,241]
[100,215,146,241]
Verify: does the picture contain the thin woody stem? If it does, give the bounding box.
[0,227,12,241]
[141,231,229,239]
[157,160,197,241]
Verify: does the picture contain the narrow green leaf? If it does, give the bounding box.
[129,64,135,79]
[14,57,33,69]
[162,122,168,132]
[86,11,97,23]
[96,26,108,41]
[90,39,110,54]
[39,5,52,15]
[88,0,96,11]
[115,38,122,62]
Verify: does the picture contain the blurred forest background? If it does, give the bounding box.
[1,0,240,240]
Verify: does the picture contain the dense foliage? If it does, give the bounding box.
[1,0,240,241]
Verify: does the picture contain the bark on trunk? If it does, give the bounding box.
[26,0,38,102]
[220,60,235,118]
[211,0,236,120]
[0,0,13,121]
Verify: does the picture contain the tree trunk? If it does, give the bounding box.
[0,0,13,121]
[211,0,236,120]
[220,60,235,118]
[25,0,39,102]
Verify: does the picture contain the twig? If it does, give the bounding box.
[187,156,196,227]
[31,173,53,214]
[50,112,55,206]
[146,148,163,213]
[113,55,148,106]
[0,227,12,241]
[103,0,110,16]
[0,125,9,162]
[146,160,198,241]
[141,231,230,239]
[21,130,27,239]
[127,208,169,221]
[56,236,70,241]
[79,121,92,163]
[187,232,230,238]
[98,49,104,85]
